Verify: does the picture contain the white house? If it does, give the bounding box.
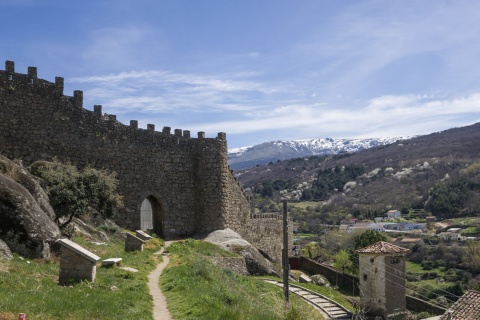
[367,223,385,232]
[387,210,401,219]
[439,232,463,241]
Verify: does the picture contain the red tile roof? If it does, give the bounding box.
[356,241,409,254]
[440,290,480,320]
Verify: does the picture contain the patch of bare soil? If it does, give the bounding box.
[148,241,173,320]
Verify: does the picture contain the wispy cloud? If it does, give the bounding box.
[196,92,480,139]
[293,1,480,97]
[69,69,284,114]
[68,65,480,144]
[81,26,168,71]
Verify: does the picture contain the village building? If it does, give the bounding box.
[439,290,480,320]
[393,237,424,248]
[340,218,358,225]
[438,232,463,241]
[387,210,401,219]
[366,223,385,232]
[357,241,409,319]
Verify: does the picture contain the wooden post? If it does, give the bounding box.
[283,199,289,304]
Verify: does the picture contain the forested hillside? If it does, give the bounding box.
[236,122,480,221]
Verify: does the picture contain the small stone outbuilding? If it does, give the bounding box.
[356,241,409,319]
[57,239,100,284]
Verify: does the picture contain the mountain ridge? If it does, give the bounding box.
[228,136,411,170]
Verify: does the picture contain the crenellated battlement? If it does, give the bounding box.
[0,60,226,143]
[0,59,285,264]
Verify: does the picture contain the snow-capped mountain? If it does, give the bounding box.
[228,137,411,170]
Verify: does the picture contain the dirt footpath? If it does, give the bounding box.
[148,241,173,320]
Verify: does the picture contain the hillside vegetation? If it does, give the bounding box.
[237,122,480,222]
[160,239,324,320]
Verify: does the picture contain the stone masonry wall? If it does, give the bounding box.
[298,257,359,291]
[0,61,249,239]
[240,217,293,263]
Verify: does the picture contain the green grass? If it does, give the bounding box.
[161,239,324,320]
[406,261,445,276]
[0,233,163,320]
[258,275,355,313]
[289,201,321,210]
[293,233,317,239]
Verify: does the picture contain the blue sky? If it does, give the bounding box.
[2,0,480,149]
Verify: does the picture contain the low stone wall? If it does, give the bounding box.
[406,295,447,316]
[240,218,293,264]
[298,257,359,292]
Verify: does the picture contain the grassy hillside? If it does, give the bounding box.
[0,233,163,320]
[0,234,328,320]
[160,239,324,320]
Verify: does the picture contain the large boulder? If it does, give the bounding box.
[0,239,13,260]
[0,156,61,258]
[310,274,331,287]
[203,228,280,277]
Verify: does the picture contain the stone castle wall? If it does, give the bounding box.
[0,60,255,241]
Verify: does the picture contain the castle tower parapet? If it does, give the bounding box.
[28,66,37,80]
[73,90,83,108]
[217,132,226,140]
[94,105,102,117]
[55,77,64,95]
[5,60,14,74]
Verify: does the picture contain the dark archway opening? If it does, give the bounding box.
[140,196,164,238]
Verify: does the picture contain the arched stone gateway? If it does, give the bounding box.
[140,196,164,238]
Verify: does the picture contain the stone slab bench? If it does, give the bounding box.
[57,238,101,284]
[135,230,152,241]
[102,258,123,266]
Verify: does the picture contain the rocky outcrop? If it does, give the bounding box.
[203,228,280,277]
[310,274,331,287]
[0,156,61,258]
[0,239,13,260]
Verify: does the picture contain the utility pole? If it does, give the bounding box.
[282,199,289,305]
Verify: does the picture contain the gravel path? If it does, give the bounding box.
[148,241,173,320]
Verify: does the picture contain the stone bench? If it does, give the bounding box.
[125,232,144,252]
[57,238,100,284]
[135,230,152,241]
[102,258,122,267]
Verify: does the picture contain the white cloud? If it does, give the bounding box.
[69,66,480,143]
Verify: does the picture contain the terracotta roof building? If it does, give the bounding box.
[440,290,480,320]
[356,241,410,254]
[357,241,409,318]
